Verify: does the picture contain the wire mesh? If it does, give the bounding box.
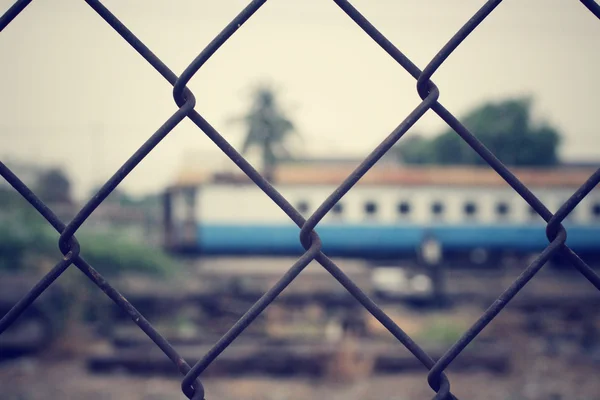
[1,1,600,399]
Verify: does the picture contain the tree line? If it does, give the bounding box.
[235,88,562,176]
[391,97,560,167]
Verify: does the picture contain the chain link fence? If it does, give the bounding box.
[1,1,600,399]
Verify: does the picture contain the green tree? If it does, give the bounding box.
[393,135,433,164]
[394,97,561,167]
[232,85,297,181]
[35,168,72,204]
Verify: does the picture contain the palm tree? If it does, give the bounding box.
[232,85,297,182]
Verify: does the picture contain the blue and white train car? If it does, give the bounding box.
[163,165,600,267]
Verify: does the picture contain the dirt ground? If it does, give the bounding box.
[2,263,599,399]
[1,336,599,400]
[2,296,600,399]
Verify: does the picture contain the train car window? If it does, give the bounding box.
[464,202,477,216]
[332,202,344,215]
[431,201,444,215]
[297,201,309,214]
[592,203,600,218]
[397,201,411,215]
[365,201,377,215]
[496,202,509,216]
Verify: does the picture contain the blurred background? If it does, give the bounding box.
[1,0,600,399]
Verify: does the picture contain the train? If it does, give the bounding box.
[162,163,600,268]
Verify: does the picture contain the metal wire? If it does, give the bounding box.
[1,1,599,399]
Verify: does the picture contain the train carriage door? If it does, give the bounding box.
[181,186,198,249]
[166,185,199,252]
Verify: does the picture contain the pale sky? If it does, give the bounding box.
[1,0,599,200]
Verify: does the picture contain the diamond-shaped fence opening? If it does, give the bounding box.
[1,0,600,399]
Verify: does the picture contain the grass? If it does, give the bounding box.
[415,317,471,348]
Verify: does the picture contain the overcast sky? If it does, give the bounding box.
[1,0,599,199]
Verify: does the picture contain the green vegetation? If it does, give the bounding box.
[0,180,176,340]
[76,231,173,277]
[0,213,174,277]
[0,191,58,272]
[393,96,561,167]
[416,317,470,347]
[0,183,174,278]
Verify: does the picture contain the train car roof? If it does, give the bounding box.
[171,164,598,190]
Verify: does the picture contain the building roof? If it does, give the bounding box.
[171,163,598,189]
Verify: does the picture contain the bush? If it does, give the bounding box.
[0,189,177,352]
[417,318,469,348]
[0,210,58,272]
[76,231,174,277]
[0,200,175,277]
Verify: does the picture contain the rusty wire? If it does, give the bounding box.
[1,0,600,399]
